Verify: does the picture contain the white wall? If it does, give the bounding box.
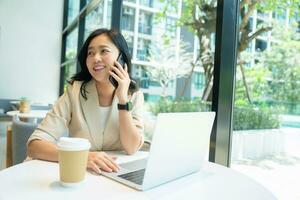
[0,0,63,104]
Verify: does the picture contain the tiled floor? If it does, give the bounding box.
[232,128,300,200]
[232,157,300,200]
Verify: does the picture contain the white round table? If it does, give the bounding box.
[6,110,48,120]
[0,151,277,200]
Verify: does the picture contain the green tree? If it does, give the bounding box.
[235,64,270,104]
[156,0,300,102]
[259,27,300,112]
[145,35,194,97]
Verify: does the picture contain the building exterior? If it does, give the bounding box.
[245,9,299,67]
[62,0,299,102]
[62,0,206,102]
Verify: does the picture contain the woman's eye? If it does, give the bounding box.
[101,49,109,53]
[88,51,94,56]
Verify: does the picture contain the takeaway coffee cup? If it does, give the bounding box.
[57,137,91,187]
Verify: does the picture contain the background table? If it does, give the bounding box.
[6,110,48,120]
[0,151,276,200]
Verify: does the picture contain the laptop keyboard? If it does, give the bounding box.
[118,168,146,185]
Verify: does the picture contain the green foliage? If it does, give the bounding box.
[150,98,280,130]
[233,104,281,131]
[247,65,270,101]
[152,1,300,124]
[149,97,211,115]
[256,0,300,16]
[259,27,300,104]
[235,63,270,103]
[66,50,76,60]
[236,26,300,115]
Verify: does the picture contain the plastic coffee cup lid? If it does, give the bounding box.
[57,137,91,151]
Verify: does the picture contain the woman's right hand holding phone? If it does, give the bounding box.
[108,62,131,104]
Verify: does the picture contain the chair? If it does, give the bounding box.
[11,117,38,165]
[0,99,17,119]
[30,103,53,110]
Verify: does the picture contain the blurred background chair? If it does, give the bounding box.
[30,103,53,111]
[0,99,18,117]
[9,116,38,166]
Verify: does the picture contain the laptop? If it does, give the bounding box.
[102,112,215,191]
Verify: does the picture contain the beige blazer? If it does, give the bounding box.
[28,80,144,151]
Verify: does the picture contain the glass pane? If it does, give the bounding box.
[140,0,153,7]
[138,10,152,35]
[137,38,150,61]
[107,0,112,29]
[124,1,216,142]
[231,3,300,199]
[272,11,286,24]
[65,27,78,61]
[121,6,135,32]
[122,32,134,56]
[63,62,77,92]
[84,1,104,39]
[67,0,80,25]
[124,0,136,3]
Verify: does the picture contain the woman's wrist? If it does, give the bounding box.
[118,96,128,104]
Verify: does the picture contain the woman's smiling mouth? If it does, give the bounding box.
[93,65,105,72]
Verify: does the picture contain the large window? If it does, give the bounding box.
[62,62,77,91]
[193,72,205,90]
[121,6,135,32]
[140,0,153,7]
[67,0,80,25]
[122,32,134,55]
[127,1,216,144]
[137,38,150,61]
[165,17,177,38]
[59,1,300,198]
[255,39,267,51]
[231,3,300,199]
[65,27,78,61]
[84,1,105,39]
[124,0,136,3]
[60,0,112,92]
[138,10,152,35]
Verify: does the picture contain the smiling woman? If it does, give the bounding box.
[86,34,120,84]
[27,28,145,175]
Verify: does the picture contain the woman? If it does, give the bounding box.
[27,28,144,174]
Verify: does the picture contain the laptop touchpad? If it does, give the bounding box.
[119,159,148,171]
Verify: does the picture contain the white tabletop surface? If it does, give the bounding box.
[0,151,276,200]
[6,110,48,119]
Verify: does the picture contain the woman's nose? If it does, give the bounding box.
[94,53,102,62]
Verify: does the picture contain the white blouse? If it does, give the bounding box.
[93,106,111,149]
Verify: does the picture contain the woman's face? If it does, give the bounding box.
[86,34,120,83]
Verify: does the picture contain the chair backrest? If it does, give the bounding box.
[0,98,18,115]
[11,117,38,165]
[30,103,53,110]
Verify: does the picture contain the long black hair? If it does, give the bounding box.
[70,28,138,100]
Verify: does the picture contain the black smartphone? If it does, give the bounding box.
[109,54,126,88]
